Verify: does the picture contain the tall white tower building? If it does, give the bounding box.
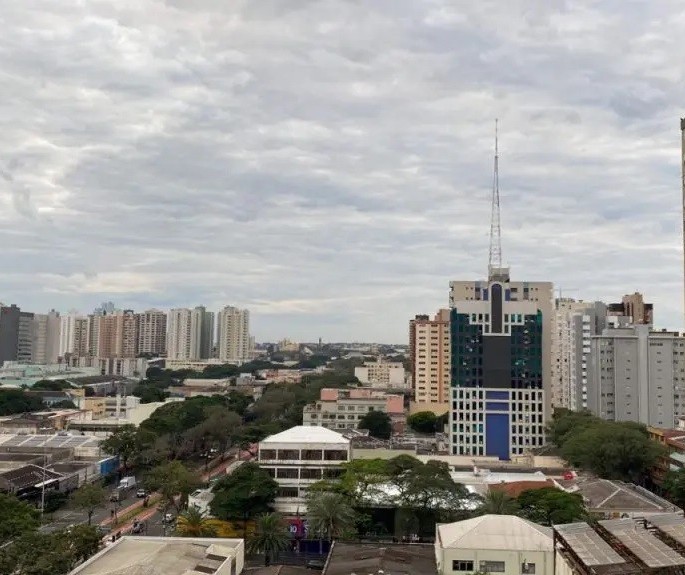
[167,307,215,360]
[217,306,250,363]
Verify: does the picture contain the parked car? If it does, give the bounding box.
[131,520,145,534]
[136,488,147,498]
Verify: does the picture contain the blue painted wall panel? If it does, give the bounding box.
[486,390,509,400]
[486,413,510,460]
[485,402,509,411]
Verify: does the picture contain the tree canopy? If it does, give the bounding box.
[145,460,201,511]
[407,411,443,434]
[516,487,587,525]
[0,493,40,544]
[358,411,392,439]
[210,462,278,521]
[0,389,45,415]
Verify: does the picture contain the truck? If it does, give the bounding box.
[109,476,137,502]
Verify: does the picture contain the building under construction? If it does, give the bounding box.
[555,514,685,575]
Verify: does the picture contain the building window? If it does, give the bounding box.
[277,487,298,498]
[452,560,474,571]
[260,450,277,460]
[522,562,536,574]
[480,561,506,573]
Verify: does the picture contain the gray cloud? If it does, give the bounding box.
[1,0,684,341]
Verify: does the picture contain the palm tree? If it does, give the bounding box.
[306,492,356,541]
[175,507,219,537]
[248,513,290,566]
[478,490,519,515]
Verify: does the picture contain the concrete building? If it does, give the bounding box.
[588,325,685,428]
[302,388,404,431]
[448,269,554,459]
[258,425,350,513]
[409,310,451,414]
[95,310,139,358]
[217,306,250,363]
[551,299,608,410]
[435,515,553,575]
[137,309,167,356]
[30,310,61,364]
[354,359,405,388]
[17,311,34,363]
[59,312,90,358]
[68,536,245,575]
[167,306,215,361]
[607,292,653,325]
[0,304,21,364]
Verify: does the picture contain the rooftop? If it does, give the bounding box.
[0,433,101,450]
[322,542,436,575]
[570,478,680,513]
[488,479,557,498]
[0,464,63,490]
[437,515,553,552]
[260,426,349,445]
[69,536,244,575]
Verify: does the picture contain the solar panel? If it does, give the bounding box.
[648,514,685,547]
[600,519,685,568]
[556,523,626,567]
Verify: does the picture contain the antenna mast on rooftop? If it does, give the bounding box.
[488,119,504,282]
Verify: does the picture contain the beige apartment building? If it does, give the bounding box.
[354,359,406,388]
[137,309,167,356]
[217,306,250,363]
[94,311,138,358]
[409,309,451,415]
[303,388,405,431]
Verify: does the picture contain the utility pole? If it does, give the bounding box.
[681,118,685,329]
[40,452,46,519]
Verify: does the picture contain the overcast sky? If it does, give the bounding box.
[1,1,684,343]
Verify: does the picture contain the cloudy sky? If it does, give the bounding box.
[1,1,684,343]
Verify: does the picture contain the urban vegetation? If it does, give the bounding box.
[247,513,291,566]
[358,410,392,439]
[175,507,219,537]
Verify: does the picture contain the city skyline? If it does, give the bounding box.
[1,2,684,342]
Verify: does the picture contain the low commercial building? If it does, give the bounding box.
[436,515,554,575]
[648,426,685,486]
[68,536,245,575]
[323,542,436,575]
[302,388,404,432]
[354,359,406,388]
[257,426,350,513]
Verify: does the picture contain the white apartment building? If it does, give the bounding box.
[588,325,685,428]
[217,306,250,363]
[137,309,167,356]
[59,313,83,357]
[30,311,60,364]
[551,300,608,410]
[167,307,215,361]
[354,359,406,388]
[410,310,451,414]
[257,426,350,513]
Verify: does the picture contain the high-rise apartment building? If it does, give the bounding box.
[551,300,608,410]
[448,268,553,459]
[137,309,167,356]
[0,305,21,364]
[59,313,89,358]
[217,306,250,363]
[409,310,451,414]
[17,311,34,363]
[607,292,653,325]
[30,311,61,364]
[588,325,685,427]
[95,310,138,358]
[167,306,214,360]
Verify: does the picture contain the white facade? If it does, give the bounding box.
[354,360,405,387]
[31,310,61,364]
[257,425,350,513]
[167,307,215,361]
[217,306,250,363]
[435,515,553,575]
[588,325,685,427]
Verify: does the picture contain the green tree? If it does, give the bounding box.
[516,488,587,525]
[101,424,140,471]
[67,524,102,564]
[210,463,278,524]
[663,469,685,508]
[43,490,69,514]
[0,531,74,575]
[0,493,40,544]
[133,384,169,404]
[560,421,663,482]
[0,389,45,415]
[145,461,201,512]
[547,409,599,447]
[478,490,519,515]
[248,513,290,566]
[31,380,72,391]
[358,410,392,439]
[71,483,107,525]
[175,507,219,537]
[407,411,439,434]
[51,399,78,409]
[306,491,357,541]
[339,458,391,503]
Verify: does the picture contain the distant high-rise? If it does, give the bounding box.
[0,305,21,364]
[60,313,89,358]
[167,306,214,360]
[95,310,138,358]
[30,310,61,364]
[17,311,34,363]
[217,306,250,363]
[607,292,653,325]
[137,309,167,356]
[409,310,451,414]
